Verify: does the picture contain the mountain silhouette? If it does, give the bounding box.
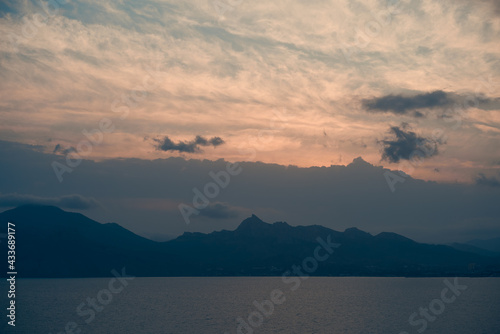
[466,237,500,254]
[1,205,499,278]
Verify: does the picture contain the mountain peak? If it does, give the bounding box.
[237,214,266,228]
[1,206,494,277]
[5,204,68,222]
[235,215,273,235]
[347,157,372,168]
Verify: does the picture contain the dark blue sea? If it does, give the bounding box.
[1,277,499,333]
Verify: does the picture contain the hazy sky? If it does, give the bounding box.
[0,1,499,242]
[1,140,499,244]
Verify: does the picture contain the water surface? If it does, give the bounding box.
[1,277,499,333]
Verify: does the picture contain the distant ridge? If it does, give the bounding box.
[1,205,499,278]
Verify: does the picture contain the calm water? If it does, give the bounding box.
[1,277,499,334]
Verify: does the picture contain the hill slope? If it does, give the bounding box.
[1,206,499,277]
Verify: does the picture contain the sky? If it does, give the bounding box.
[0,0,499,243]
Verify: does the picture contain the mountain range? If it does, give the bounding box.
[1,205,499,278]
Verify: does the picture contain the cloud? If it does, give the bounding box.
[380,124,441,163]
[475,173,500,187]
[53,144,76,155]
[208,137,225,146]
[199,202,240,219]
[492,0,500,15]
[0,193,100,210]
[472,0,500,16]
[362,90,499,117]
[154,135,225,153]
[362,90,453,116]
[1,140,499,243]
[0,0,498,172]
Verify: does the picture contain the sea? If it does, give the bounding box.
[1,277,499,334]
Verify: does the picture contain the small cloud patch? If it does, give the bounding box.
[154,135,225,153]
[380,124,442,163]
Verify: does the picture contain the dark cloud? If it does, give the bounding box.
[478,0,500,15]
[380,124,440,163]
[363,90,452,116]
[1,139,499,243]
[0,193,100,210]
[53,144,76,155]
[199,202,240,219]
[154,135,225,153]
[475,173,500,187]
[459,0,500,16]
[493,0,500,15]
[209,136,225,146]
[363,90,498,117]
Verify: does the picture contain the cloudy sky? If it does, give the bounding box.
[0,0,499,242]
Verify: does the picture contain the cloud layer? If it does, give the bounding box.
[1,140,498,244]
[0,0,498,183]
[475,173,500,187]
[380,124,441,163]
[199,202,241,219]
[154,135,225,153]
[363,90,452,116]
[0,193,100,210]
[363,90,499,117]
